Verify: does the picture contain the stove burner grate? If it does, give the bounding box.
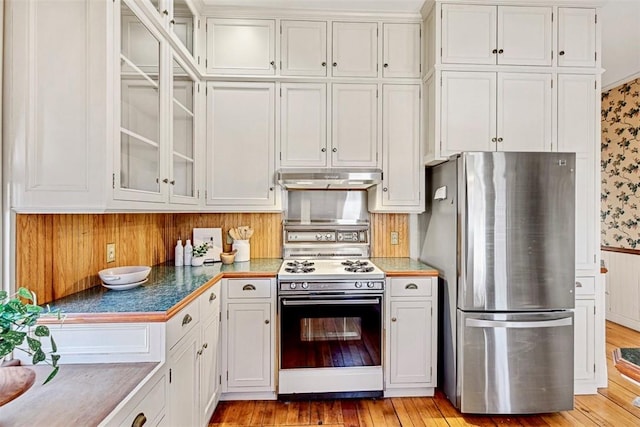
[286,260,315,268]
[341,260,369,267]
[345,266,375,273]
[284,267,316,274]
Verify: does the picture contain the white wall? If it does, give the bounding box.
[601,0,640,90]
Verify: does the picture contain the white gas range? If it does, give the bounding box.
[277,219,385,400]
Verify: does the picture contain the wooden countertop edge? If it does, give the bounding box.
[52,271,277,324]
[384,270,439,277]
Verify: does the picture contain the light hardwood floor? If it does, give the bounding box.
[209,321,640,426]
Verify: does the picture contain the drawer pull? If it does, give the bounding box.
[182,313,193,326]
[242,284,256,291]
[265,319,270,324]
[391,317,397,322]
[132,412,147,427]
[405,283,418,290]
[209,292,217,302]
[575,281,583,288]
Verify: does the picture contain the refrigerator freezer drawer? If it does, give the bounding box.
[458,311,574,414]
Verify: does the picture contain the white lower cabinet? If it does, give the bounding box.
[167,285,222,426]
[384,277,438,397]
[574,275,605,394]
[222,278,276,398]
[574,298,595,384]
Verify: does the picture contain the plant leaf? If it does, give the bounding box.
[1,329,26,345]
[32,349,45,365]
[34,325,50,337]
[43,366,59,385]
[26,304,44,314]
[27,335,42,352]
[0,290,7,300]
[17,287,33,301]
[0,341,14,358]
[51,353,60,367]
[50,335,58,353]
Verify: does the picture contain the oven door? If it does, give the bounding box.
[278,293,384,397]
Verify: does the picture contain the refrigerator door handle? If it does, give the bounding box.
[466,317,573,329]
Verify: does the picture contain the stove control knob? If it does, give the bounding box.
[301,282,309,289]
[315,234,322,241]
[367,282,375,288]
[325,233,332,240]
[353,232,358,240]
[355,282,363,288]
[289,283,297,289]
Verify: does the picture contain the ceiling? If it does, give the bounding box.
[200,0,426,13]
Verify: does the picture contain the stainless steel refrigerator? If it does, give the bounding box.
[419,152,576,414]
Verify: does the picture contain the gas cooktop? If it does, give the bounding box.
[278,259,385,281]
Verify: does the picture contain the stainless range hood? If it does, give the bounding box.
[277,168,382,190]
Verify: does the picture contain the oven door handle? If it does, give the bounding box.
[281,298,380,306]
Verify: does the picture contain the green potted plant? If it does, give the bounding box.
[1,287,61,386]
[191,243,209,266]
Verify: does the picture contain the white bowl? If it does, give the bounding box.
[98,266,151,285]
[102,278,148,291]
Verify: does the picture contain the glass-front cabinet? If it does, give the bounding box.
[118,1,164,202]
[145,0,197,58]
[116,0,198,206]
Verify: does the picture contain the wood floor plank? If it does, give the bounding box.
[209,321,640,426]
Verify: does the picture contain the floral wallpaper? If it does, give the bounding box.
[601,78,640,249]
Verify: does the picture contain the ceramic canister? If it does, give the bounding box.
[232,240,250,262]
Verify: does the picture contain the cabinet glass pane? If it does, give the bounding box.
[172,57,195,198]
[120,2,160,193]
[173,0,195,55]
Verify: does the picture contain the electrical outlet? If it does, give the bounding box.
[106,243,116,263]
[390,231,399,245]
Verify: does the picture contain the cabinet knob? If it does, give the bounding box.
[491,137,497,142]
[182,313,193,326]
[498,49,504,54]
[332,147,337,153]
[170,180,175,185]
[497,137,503,142]
[270,60,276,69]
[322,62,327,67]
[265,319,270,324]
[559,51,565,56]
[391,317,397,322]
[203,342,208,349]
[132,412,147,427]
[209,292,216,302]
[170,19,175,25]
[383,187,388,192]
[321,147,326,152]
[162,9,169,15]
[269,187,274,191]
[197,348,203,356]
[162,178,169,184]
[492,49,498,54]
[383,63,389,68]
[332,62,337,67]
[242,284,256,291]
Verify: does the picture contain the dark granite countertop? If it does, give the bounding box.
[46,259,282,319]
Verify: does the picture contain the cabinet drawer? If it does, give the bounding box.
[119,374,166,427]
[199,283,221,320]
[575,276,595,296]
[389,277,433,297]
[167,302,200,350]
[227,278,272,298]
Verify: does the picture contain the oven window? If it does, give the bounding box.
[280,297,382,369]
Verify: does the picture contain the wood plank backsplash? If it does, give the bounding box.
[371,213,410,258]
[16,212,405,304]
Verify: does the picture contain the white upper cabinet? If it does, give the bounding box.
[332,22,378,77]
[441,71,552,155]
[171,0,196,57]
[206,18,276,75]
[497,73,552,152]
[382,23,421,78]
[441,71,497,155]
[441,5,497,65]
[280,20,328,76]
[372,84,421,211]
[331,84,379,167]
[206,82,277,209]
[558,8,597,68]
[280,83,328,167]
[441,4,552,66]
